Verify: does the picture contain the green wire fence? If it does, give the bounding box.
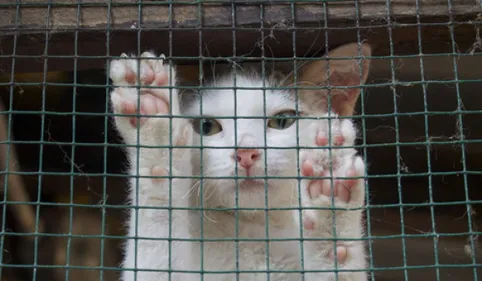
[1,0,482,281]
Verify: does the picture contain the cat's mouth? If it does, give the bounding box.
[236,179,268,189]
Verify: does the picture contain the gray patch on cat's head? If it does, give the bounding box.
[178,64,300,115]
[179,89,199,114]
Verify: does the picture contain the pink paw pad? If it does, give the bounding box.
[117,93,169,128]
[316,131,345,147]
[124,67,136,85]
[329,244,348,264]
[334,135,345,146]
[321,168,359,203]
[316,132,329,146]
[139,94,169,116]
[304,161,360,203]
[123,62,155,86]
[119,100,145,127]
[303,219,315,230]
[151,166,168,182]
[154,71,168,86]
[175,125,190,147]
[143,69,155,85]
[307,171,327,199]
[301,160,315,178]
[121,101,136,115]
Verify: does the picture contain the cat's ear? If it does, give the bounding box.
[296,43,371,116]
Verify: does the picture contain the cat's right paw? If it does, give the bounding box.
[109,52,179,131]
[109,52,192,181]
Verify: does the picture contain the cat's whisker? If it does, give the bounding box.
[203,210,217,223]
[188,171,219,204]
[201,182,219,205]
[200,180,221,223]
[184,174,219,224]
[203,191,220,222]
[182,179,202,199]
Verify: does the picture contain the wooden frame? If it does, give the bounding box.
[1,0,481,73]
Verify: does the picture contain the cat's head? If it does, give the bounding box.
[182,43,372,213]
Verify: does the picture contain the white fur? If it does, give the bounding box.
[109,54,368,281]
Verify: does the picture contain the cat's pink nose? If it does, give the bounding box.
[235,149,261,169]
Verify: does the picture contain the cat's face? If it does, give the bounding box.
[184,75,302,211]
[182,42,372,212]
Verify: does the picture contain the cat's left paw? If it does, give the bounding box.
[298,113,366,228]
[298,114,366,266]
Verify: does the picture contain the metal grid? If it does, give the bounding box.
[0,1,482,281]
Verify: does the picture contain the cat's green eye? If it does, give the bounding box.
[192,118,222,136]
[267,110,297,130]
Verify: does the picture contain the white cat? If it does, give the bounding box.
[109,43,371,281]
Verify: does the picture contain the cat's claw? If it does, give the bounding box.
[109,52,177,129]
[328,243,348,264]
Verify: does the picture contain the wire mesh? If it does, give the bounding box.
[0,1,482,281]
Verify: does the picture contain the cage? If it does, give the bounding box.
[1,0,482,281]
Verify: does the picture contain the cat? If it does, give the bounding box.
[108,42,371,281]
